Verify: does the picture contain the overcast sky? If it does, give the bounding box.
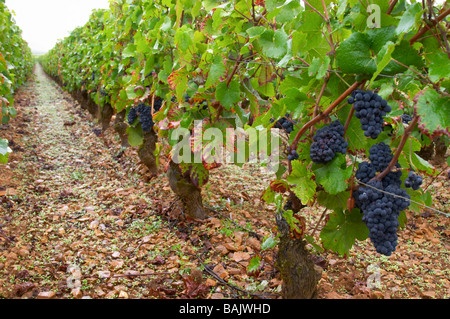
[5,0,111,54]
[5,0,447,54]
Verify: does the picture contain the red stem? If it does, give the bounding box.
[386,0,398,15]
[344,106,355,135]
[226,55,243,87]
[409,7,450,45]
[291,81,364,150]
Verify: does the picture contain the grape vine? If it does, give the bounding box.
[38,0,448,281]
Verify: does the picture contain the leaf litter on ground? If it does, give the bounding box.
[0,65,449,300]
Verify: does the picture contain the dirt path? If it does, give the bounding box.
[1,65,449,300]
[0,64,281,300]
[0,65,208,299]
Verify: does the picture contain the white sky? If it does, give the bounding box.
[5,0,447,54]
[5,0,111,54]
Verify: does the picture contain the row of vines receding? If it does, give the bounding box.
[39,0,449,299]
[0,0,34,163]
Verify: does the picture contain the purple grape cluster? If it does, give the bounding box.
[369,142,393,172]
[286,146,299,162]
[401,114,412,124]
[354,142,411,256]
[310,120,348,164]
[136,103,154,132]
[347,89,392,139]
[356,179,410,256]
[272,113,296,134]
[127,107,138,125]
[127,101,162,132]
[404,171,422,190]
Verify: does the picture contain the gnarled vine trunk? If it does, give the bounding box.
[276,213,321,299]
[97,103,114,130]
[137,130,158,176]
[275,193,322,299]
[86,96,98,117]
[113,110,130,147]
[78,90,89,111]
[167,161,208,220]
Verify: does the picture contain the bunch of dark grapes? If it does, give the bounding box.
[354,142,411,256]
[368,142,393,172]
[355,179,409,256]
[401,114,412,124]
[310,120,348,164]
[347,89,392,139]
[153,98,162,113]
[355,161,376,183]
[136,103,154,132]
[286,146,299,162]
[404,171,422,190]
[127,108,138,125]
[127,103,154,132]
[271,114,296,134]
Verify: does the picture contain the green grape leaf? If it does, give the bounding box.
[416,89,450,137]
[261,184,275,204]
[275,0,302,24]
[411,153,437,175]
[317,191,350,212]
[314,154,353,195]
[427,52,450,82]
[336,27,422,76]
[287,160,316,205]
[174,26,194,52]
[247,255,262,274]
[291,31,308,56]
[246,26,265,38]
[320,208,369,256]
[395,2,422,35]
[308,56,330,80]
[336,32,376,75]
[337,105,369,152]
[215,79,241,109]
[122,43,137,58]
[279,75,305,95]
[370,41,396,83]
[257,29,288,59]
[205,55,227,88]
[280,88,307,114]
[383,40,423,74]
[127,126,144,147]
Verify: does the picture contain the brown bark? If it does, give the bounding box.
[433,136,448,164]
[78,90,89,111]
[276,212,322,299]
[113,110,130,147]
[167,161,208,220]
[97,103,114,130]
[86,96,98,117]
[137,130,158,175]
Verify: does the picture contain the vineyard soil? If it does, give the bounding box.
[0,65,449,299]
